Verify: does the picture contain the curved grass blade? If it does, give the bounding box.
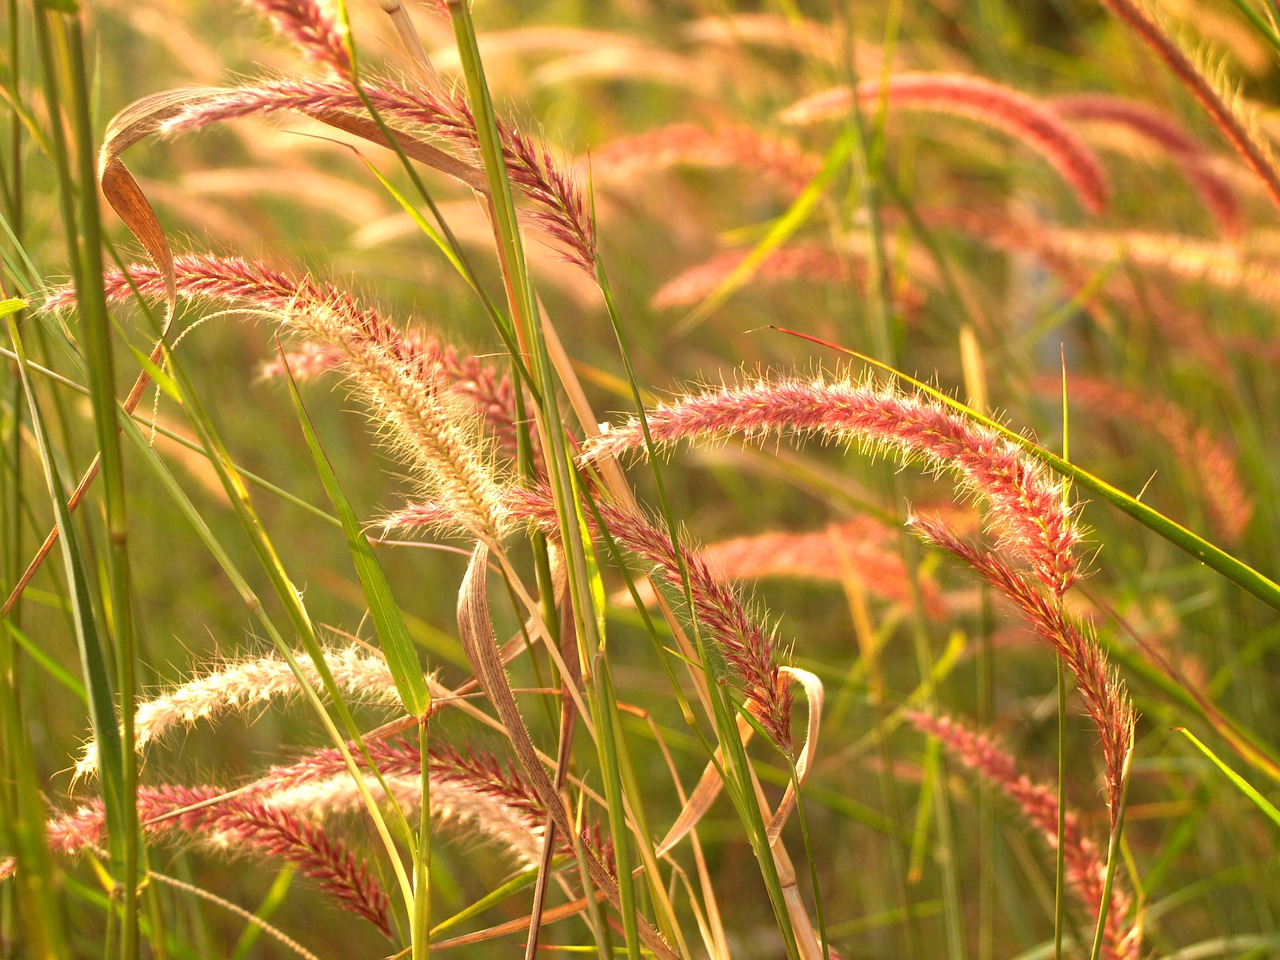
[1176,728,1280,830]
[456,545,679,960]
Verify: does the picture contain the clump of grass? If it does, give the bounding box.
[6,2,1280,959]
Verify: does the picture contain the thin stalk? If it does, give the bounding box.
[1055,371,1070,960]
[1088,748,1134,960]
[10,315,122,951]
[1054,656,1067,960]
[838,0,899,360]
[65,21,143,955]
[148,337,417,913]
[447,7,644,959]
[843,3,966,949]
[587,655,642,960]
[525,677,575,960]
[0,6,64,951]
[902,533,966,959]
[790,754,830,960]
[3,0,22,235]
[31,9,137,953]
[0,310,69,958]
[414,719,430,960]
[977,588,995,960]
[594,195,809,958]
[591,270,738,949]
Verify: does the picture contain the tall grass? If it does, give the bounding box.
[4,1,1280,958]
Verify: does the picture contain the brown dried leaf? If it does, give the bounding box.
[456,545,678,960]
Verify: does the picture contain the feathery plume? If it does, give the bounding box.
[155,77,597,270]
[681,13,842,64]
[927,208,1280,310]
[589,124,821,197]
[1050,93,1243,236]
[614,517,948,620]
[250,740,557,865]
[244,0,351,76]
[911,713,1139,960]
[51,738,603,903]
[781,72,1110,214]
[74,646,403,781]
[48,786,390,934]
[907,514,1135,823]
[582,374,1080,596]
[1093,0,1280,215]
[263,334,527,462]
[45,254,511,543]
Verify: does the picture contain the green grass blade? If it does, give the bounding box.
[1177,728,1280,829]
[280,348,431,719]
[1222,0,1280,53]
[447,6,657,958]
[227,866,296,960]
[781,333,1280,613]
[429,867,539,939]
[280,344,434,953]
[5,619,86,703]
[131,337,418,913]
[8,316,126,859]
[671,129,853,338]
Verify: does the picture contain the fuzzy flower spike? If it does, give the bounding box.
[583,371,1081,597]
[45,254,512,545]
[583,370,1135,825]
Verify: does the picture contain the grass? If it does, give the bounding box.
[4,1,1280,958]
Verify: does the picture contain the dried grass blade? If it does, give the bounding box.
[766,667,823,846]
[97,90,203,309]
[456,545,677,960]
[431,889,609,950]
[656,718,752,858]
[654,667,822,856]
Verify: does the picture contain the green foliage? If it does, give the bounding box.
[5,1,1280,958]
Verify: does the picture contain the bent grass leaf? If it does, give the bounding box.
[455,544,679,960]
